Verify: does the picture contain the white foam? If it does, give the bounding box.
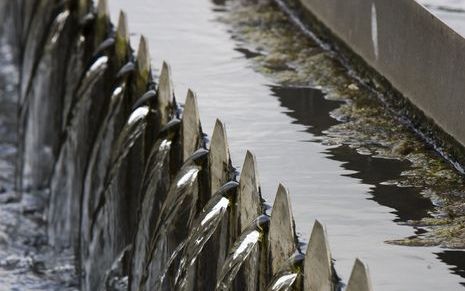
[201,197,229,225]
[232,230,260,260]
[271,273,298,290]
[128,106,149,124]
[177,168,200,188]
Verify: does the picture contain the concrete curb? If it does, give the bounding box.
[284,0,465,171]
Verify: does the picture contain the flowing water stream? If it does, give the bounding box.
[137,148,208,291]
[265,253,304,291]
[130,137,173,291]
[105,0,465,290]
[216,215,270,291]
[48,54,110,248]
[172,181,239,291]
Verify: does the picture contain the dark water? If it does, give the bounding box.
[106,0,465,290]
[327,146,434,223]
[272,86,435,223]
[270,86,341,137]
[437,251,465,286]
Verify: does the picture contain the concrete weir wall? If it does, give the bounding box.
[292,0,465,167]
[4,0,373,290]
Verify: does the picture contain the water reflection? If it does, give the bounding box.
[234,47,263,59]
[269,83,465,283]
[327,146,434,223]
[436,250,465,286]
[269,85,340,137]
[270,85,435,223]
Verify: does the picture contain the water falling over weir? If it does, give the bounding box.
[265,253,304,291]
[0,0,378,290]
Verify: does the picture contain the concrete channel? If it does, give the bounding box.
[287,0,465,171]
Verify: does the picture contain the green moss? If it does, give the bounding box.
[387,217,465,248]
[219,1,465,248]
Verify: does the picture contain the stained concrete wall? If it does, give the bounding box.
[298,0,465,153]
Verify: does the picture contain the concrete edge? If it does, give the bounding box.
[275,0,465,173]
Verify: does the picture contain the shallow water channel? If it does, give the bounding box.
[104,0,465,290]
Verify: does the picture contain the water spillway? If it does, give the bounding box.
[1,0,465,290]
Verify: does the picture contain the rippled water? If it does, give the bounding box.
[106,0,465,290]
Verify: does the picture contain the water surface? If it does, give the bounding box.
[107,0,465,289]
